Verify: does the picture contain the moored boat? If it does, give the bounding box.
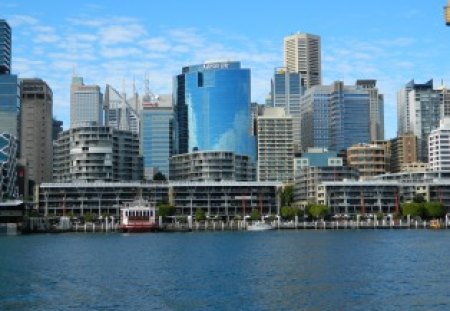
[119,200,158,233]
[247,221,273,231]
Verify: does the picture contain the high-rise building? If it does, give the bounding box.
[20,78,53,184]
[429,118,450,171]
[301,81,370,152]
[53,126,143,183]
[397,79,441,162]
[70,76,103,128]
[140,94,173,180]
[390,132,418,173]
[271,67,304,152]
[173,61,255,159]
[284,32,321,88]
[257,107,294,183]
[104,84,140,134]
[0,20,11,75]
[356,80,384,141]
[0,74,20,138]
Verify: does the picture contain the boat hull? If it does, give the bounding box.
[119,223,159,233]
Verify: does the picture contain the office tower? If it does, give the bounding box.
[140,94,173,180]
[20,78,53,184]
[390,132,418,173]
[271,67,304,152]
[437,85,450,117]
[283,32,321,88]
[347,143,386,179]
[257,107,294,183]
[397,80,441,162]
[301,81,370,152]
[70,76,103,128]
[104,84,140,134]
[0,75,20,138]
[170,151,255,181]
[0,133,17,199]
[173,61,256,159]
[0,20,11,75]
[429,118,450,171]
[356,80,384,141]
[53,126,143,183]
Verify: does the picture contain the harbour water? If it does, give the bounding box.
[1,230,450,310]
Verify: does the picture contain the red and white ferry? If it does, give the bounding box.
[119,200,158,233]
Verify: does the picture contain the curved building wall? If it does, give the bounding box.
[178,61,256,159]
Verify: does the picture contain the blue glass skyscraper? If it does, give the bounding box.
[140,94,173,180]
[173,61,256,159]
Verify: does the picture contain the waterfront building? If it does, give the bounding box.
[294,166,359,206]
[429,117,450,171]
[318,181,400,216]
[300,81,370,152]
[36,181,281,219]
[53,126,143,183]
[293,148,356,205]
[347,143,386,179]
[294,148,342,173]
[397,80,441,162]
[390,132,418,173]
[437,84,450,118]
[173,61,256,159]
[0,20,11,75]
[0,133,17,199]
[270,67,303,151]
[283,32,321,88]
[400,162,428,172]
[257,107,294,183]
[70,76,103,128]
[104,84,139,134]
[170,151,255,182]
[20,79,53,184]
[356,80,384,141]
[140,94,173,180]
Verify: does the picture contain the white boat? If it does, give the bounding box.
[119,200,158,233]
[247,221,273,231]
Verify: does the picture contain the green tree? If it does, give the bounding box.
[307,204,330,220]
[195,208,206,221]
[413,194,426,203]
[401,202,424,218]
[158,203,175,219]
[424,201,445,219]
[250,209,261,221]
[281,206,297,220]
[83,212,94,223]
[281,185,294,207]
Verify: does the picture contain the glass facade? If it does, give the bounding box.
[140,104,173,179]
[301,82,370,153]
[0,20,11,74]
[70,76,103,128]
[174,61,256,159]
[0,74,20,137]
[330,91,370,152]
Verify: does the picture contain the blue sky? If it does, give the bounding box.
[2,0,450,139]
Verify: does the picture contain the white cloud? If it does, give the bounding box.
[98,24,147,45]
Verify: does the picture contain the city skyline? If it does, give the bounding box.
[2,0,450,139]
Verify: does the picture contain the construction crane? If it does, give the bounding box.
[445,0,450,25]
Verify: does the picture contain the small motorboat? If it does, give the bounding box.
[247,221,273,231]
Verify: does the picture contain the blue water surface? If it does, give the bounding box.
[1,230,450,310]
